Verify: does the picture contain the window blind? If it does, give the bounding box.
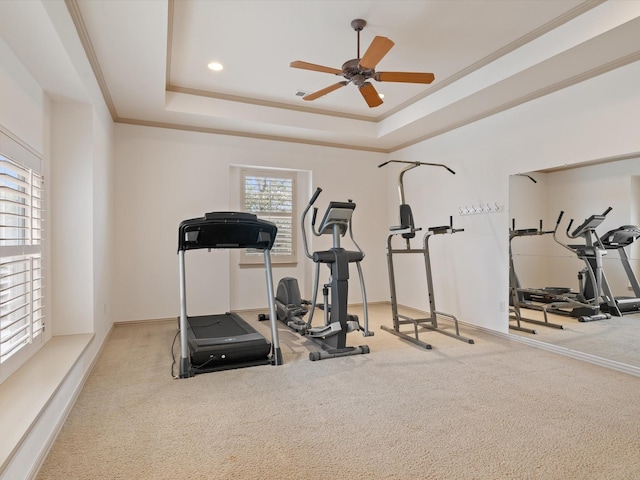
[242,170,296,263]
[0,155,44,364]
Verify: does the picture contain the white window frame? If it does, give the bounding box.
[0,145,45,375]
[240,168,297,265]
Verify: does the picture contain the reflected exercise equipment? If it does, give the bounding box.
[510,209,614,324]
[597,224,640,314]
[555,208,620,318]
[508,163,640,371]
[509,208,640,326]
[509,219,565,334]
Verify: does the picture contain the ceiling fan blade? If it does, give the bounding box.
[359,82,383,108]
[303,81,348,101]
[375,72,435,84]
[358,36,395,70]
[290,61,343,75]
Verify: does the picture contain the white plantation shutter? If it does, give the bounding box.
[0,154,45,364]
[242,169,296,264]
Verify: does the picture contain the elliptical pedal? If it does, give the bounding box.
[579,313,611,322]
[307,321,342,338]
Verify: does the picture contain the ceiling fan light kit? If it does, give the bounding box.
[291,19,435,108]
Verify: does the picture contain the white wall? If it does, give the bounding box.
[390,59,640,332]
[113,124,388,322]
[91,108,116,342]
[49,101,94,335]
[0,39,43,153]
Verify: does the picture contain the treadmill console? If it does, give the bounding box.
[601,225,640,247]
[178,211,277,251]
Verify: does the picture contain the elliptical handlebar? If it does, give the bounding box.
[348,214,366,259]
[309,187,322,205]
[565,218,575,238]
[301,188,322,259]
[553,210,573,252]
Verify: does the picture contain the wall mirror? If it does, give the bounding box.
[509,156,640,371]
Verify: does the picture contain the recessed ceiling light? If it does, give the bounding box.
[208,62,223,71]
[378,93,385,99]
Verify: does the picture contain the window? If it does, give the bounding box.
[0,154,45,365]
[241,168,296,264]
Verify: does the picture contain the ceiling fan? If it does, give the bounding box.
[291,19,435,108]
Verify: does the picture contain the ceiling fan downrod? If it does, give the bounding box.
[351,19,366,59]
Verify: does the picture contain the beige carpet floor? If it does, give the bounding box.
[510,307,640,368]
[37,304,640,479]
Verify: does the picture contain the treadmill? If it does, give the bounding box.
[599,225,640,314]
[177,211,283,377]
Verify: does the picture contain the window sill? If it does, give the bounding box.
[0,333,93,473]
[239,261,298,268]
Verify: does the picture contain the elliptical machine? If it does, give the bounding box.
[273,188,373,361]
[549,208,617,320]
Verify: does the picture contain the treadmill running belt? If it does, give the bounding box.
[186,313,271,372]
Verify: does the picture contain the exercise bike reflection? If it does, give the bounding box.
[268,187,374,361]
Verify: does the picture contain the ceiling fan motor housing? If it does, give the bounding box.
[342,58,375,86]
